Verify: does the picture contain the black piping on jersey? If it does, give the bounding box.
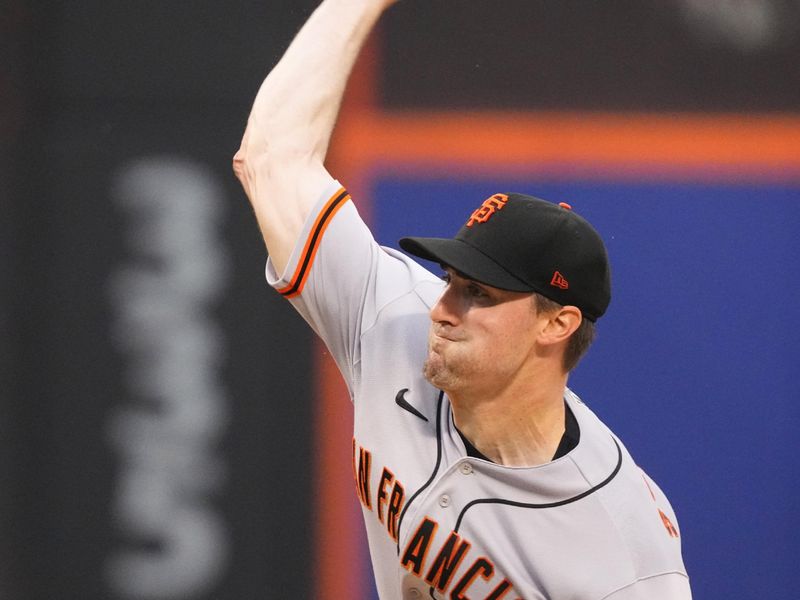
[452,436,623,533]
[424,437,623,600]
[279,188,350,297]
[395,390,445,555]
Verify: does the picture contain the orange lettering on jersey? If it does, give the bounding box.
[355,444,373,510]
[424,531,472,593]
[376,468,395,524]
[351,438,360,503]
[466,194,509,227]
[450,556,494,599]
[401,518,439,576]
[386,480,405,542]
[363,456,408,543]
[641,469,680,539]
[485,578,515,599]
[659,509,679,538]
[396,521,520,598]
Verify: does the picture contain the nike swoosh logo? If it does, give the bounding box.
[395,388,429,422]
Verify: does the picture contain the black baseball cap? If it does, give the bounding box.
[399,193,611,321]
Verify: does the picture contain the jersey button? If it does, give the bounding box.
[459,462,473,475]
[438,494,451,508]
[407,589,421,599]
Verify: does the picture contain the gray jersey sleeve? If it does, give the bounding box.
[267,178,440,398]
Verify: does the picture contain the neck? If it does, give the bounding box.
[449,367,568,467]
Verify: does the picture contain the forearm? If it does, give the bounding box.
[249,0,386,161]
[234,0,393,270]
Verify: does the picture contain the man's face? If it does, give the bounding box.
[424,267,545,398]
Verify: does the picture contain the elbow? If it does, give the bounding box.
[232,126,276,195]
[232,130,325,203]
[234,137,320,184]
[232,144,260,200]
[232,145,257,189]
[232,147,247,183]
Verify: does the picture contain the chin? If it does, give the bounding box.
[423,357,444,386]
[423,357,460,393]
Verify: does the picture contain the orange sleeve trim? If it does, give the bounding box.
[277,187,351,299]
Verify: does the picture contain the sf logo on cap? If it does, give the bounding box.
[466,193,509,227]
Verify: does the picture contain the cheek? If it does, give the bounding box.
[463,323,510,366]
[484,312,537,354]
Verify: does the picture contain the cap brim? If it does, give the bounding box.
[398,236,533,292]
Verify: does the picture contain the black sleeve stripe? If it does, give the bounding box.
[278,188,351,298]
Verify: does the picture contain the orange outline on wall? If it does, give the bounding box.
[314,27,800,600]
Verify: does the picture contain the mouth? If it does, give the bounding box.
[429,330,461,356]
[431,329,457,344]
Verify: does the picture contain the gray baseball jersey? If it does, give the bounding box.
[267,178,691,600]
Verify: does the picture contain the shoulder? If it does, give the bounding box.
[375,247,443,308]
[564,390,689,590]
[360,247,443,342]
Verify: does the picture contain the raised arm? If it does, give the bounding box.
[233,0,396,272]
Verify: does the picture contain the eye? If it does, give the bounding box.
[467,283,488,298]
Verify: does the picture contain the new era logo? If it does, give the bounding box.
[550,271,569,290]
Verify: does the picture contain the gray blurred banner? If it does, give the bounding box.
[5,2,318,599]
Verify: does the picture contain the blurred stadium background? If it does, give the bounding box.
[2,1,799,598]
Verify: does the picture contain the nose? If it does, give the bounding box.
[430,285,461,326]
